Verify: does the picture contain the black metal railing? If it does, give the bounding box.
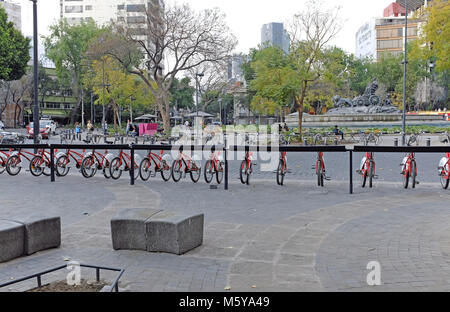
[0,143,449,194]
[0,263,125,292]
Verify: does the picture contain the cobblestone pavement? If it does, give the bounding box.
[0,171,450,292]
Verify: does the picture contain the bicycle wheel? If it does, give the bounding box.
[216,161,224,185]
[276,160,285,186]
[6,155,21,176]
[361,163,368,188]
[246,162,252,185]
[316,160,323,187]
[55,155,70,177]
[103,160,111,179]
[190,161,201,183]
[29,156,44,177]
[369,160,374,188]
[0,156,6,174]
[204,160,214,184]
[403,166,409,189]
[139,158,153,181]
[160,160,172,182]
[109,157,123,180]
[81,156,98,178]
[239,160,247,184]
[440,165,450,190]
[411,161,416,189]
[171,159,184,182]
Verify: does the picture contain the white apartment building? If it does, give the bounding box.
[0,0,21,31]
[60,0,163,27]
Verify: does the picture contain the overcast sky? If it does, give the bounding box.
[15,0,392,55]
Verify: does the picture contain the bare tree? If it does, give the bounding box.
[188,61,229,112]
[0,73,32,127]
[93,3,237,131]
[288,1,343,138]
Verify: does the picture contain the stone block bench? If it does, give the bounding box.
[0,215,61,263]
[111,209,204,255]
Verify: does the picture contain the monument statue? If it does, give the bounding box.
[326,78,400,115]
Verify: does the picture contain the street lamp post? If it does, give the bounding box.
[102,56,106,133]
[402,0,408,146]
[195,73,204,117]
[31,0,39,144]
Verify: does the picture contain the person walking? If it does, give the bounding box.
[126,119,131,136]
[87,120,94,133]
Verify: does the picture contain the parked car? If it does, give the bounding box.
[27,121,53,139]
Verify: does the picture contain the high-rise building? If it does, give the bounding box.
[227,54,246,83]
[0,0,21,31]
[355,2,424,61]
[261,22,290,54]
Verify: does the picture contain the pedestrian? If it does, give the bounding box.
[75,122,80,134]
[333,125,344,140]
[126,119,131,136]
[103,121,108,135]
[87,120,94,133]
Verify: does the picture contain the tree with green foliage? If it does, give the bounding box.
[169,77,194,110]
[83,56,156,131]
[0,6,30,82]
[43,19,103,124]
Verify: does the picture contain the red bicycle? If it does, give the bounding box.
[171,150,201,183]
[438,152,450,189]
[139,149,172,182]
[109,149,141,180]
[6,148,52,177]
[357,152,376,188]
[314,152,329,187]
[240,151,254,185]
[400,152,418,189]
[55,148,86,177]
[0,148,13,174]
[204,150,224,184]
[81,149,113,179]
[276,152,287,186]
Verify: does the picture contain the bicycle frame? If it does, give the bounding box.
[144,150,166,171]
[90,149,110,169]
[360,152,375,176]
[62,149,85,167]
[280,152,287,172]
[175,151,197,172]
[402,153,417,177]
[316,152,325,174]
[243,152,253,173]
[209,151,223,171]
[439,152,450,179]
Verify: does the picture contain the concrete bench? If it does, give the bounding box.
[111,209,204,255]
[0,215,61,262]
[0,220,24,263]
[111,209,163,251]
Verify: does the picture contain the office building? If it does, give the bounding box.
[261,22,290,54]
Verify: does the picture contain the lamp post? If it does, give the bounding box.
[30,0,39,144]
[402,0,408,146]
[195,72,204,117]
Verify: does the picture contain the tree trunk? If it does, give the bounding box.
[296,81,309,141]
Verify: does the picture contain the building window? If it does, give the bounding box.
[65,5,83,13]
[377,39,402,49]
[118,4,125,10]
[127,4,146,12]
[85,5,92,11]
[127,16,146,24]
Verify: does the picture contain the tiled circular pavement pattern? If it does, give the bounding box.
[0,173,450,292]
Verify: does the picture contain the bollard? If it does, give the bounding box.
[304,139,308,146]
[334,138,338,146]
[427,138,431,147]
[120,137,124,144]
[394,138,398,147]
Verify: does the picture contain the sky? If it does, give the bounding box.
[13,0,392,55]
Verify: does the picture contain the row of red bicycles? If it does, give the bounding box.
[0,147,226,185]
[239,150,450,190]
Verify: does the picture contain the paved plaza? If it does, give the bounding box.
[1,165,450,292]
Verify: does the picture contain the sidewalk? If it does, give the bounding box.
[1,175,450,291]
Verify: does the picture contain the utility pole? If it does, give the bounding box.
[102,56,106,132]
[31,0,39,144]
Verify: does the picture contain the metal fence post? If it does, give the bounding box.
[349,150,353,194]
[50,145,55,182]
[130,145,135,186]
